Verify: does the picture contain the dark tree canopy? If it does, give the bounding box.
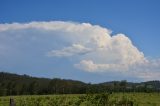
[0,72,160,96]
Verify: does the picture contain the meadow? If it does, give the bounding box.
[0,93,160,106]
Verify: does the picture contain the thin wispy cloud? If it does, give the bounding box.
[47,44,92,57]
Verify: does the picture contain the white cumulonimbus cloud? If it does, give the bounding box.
[0,21,159,81]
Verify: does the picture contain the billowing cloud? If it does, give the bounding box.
[0,21,159,81]
[74,60,129,72]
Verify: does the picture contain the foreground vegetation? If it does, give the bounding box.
[0,93,160,106]
[1,72,160,105]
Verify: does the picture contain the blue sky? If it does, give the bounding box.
[0,0,160,83]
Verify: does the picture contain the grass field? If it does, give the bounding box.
[0,93,160,106]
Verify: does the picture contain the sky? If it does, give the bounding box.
[0,0,160,83]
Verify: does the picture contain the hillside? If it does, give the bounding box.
[0,72,160,96]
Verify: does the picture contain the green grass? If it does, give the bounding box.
[109,93,160,106]
[0,93,160,106]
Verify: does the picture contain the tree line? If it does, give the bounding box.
[0,72,160,96]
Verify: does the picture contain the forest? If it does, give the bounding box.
[0,72,160,96]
